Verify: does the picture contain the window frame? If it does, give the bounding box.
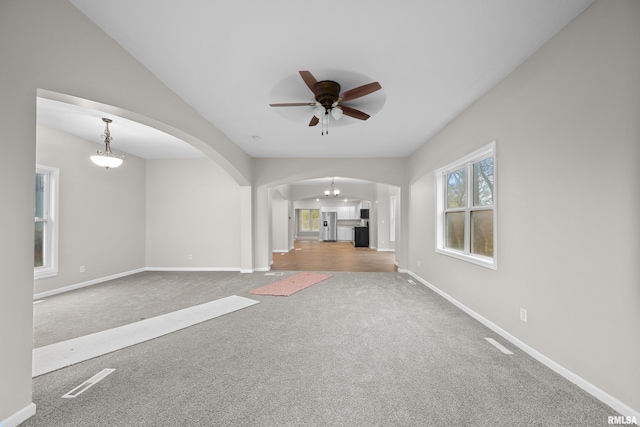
[435,141,497,270]
[297,209,320,234]
[34,164,59,280]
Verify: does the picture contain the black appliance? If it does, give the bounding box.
[360,208,369,219]
[353,227,369,247]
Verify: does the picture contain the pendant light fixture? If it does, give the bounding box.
[90,118,125,169]
[324,177,340,198]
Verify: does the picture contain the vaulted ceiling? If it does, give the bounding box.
[44,0,594,160]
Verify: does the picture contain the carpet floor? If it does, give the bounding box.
[25,271,620,426]
[33,295,259,377]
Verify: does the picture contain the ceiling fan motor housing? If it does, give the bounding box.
[314,80,341,112]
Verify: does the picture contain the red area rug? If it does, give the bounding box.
[248,272,332,297]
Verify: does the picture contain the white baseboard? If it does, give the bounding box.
[2,402,36,427]
[34,268,145,300]
[145,267,240,272]
[407,270,640,423]
[370,247,396,252]
[33,267,248,300]
[272,249,290,253]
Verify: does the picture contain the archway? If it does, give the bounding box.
[266,176,402,272]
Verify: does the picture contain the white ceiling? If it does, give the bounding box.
[37,98,205,160]
[55,0,594,160]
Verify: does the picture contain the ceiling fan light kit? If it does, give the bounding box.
[270,70,381,135]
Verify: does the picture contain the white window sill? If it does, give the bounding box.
[435,248,497,270]
[34,267,58,280]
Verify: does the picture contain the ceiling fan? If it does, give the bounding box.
[269,71,381,130]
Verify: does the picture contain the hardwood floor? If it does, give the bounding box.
[271,240,397,272]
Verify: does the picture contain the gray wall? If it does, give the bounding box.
[146,159,241,269]
[0,0,251,421]
[1,0,638,423]
[35,126,147,295]
[36,128,243,289]
[407,0,639,413]
[271,190,291,252]
[371,183,399,251]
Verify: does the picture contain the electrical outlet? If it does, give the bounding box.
[79,266,85,273]
[417,260,421,268]
[520,308,527,323]
[188,254,193,260]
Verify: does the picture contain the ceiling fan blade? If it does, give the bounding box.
[299,71,319,94]
[309,116,320,127]
[269,102,315,107]
[340,105,371,121]
[340,82,382,102]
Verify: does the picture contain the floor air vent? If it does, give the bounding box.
[62,369,115,398]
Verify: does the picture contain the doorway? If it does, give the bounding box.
[271,240,397,272]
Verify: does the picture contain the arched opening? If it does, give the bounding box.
[36,89,250,186]
[33,91,253,298]
[267,176,401,272]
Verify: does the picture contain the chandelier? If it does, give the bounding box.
[324,177,340,198]
[90,118,125,169]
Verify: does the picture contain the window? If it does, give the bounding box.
[298,209,320,233]
[435,141,496,269]
[35,165,59,279]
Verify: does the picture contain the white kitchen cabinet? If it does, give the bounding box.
[337,226,352,241]
[337,206,357,219]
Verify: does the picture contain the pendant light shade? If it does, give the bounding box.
[90,153,124,169]
[91,118,125,169]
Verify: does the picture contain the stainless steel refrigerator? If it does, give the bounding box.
[321,211,337,241]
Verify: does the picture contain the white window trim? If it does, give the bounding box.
[34,165,59,280]
[434,141,497,270]
[297,209,320,234]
